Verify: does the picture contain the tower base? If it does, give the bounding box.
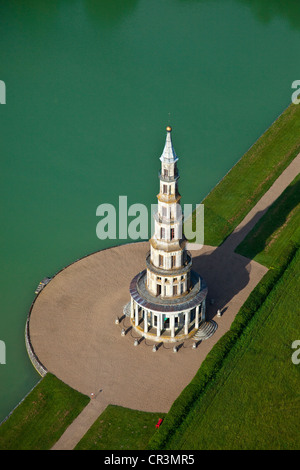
[129,269,208,343]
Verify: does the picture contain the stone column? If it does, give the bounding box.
[170,315,175,338]
[135,303,139,326]
[184,310,190,335]
[144,310,148,333]
[195,305,200,329]
[157,314,161,338]
[131,298,134,319]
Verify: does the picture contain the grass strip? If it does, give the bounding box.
[0,373,90,450]
[236,173,300,267]
[75,405,166,450]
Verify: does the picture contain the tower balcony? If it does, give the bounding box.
[159,171,179,182]
[146,250,192,276]
[157,192,181,204]
[149,236,187,252]
[153,211,184,226]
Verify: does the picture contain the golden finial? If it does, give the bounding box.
[166,126,172,132]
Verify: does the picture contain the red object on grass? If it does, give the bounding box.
[156,418,163,428]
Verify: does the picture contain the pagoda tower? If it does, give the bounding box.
[129,126,207,342]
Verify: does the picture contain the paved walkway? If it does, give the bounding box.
[222,153,300,252]
[51,396,110,450]
[28,154,300,450]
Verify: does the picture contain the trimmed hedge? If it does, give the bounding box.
[147,242,299,450]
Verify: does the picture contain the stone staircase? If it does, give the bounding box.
[193,320,218,341]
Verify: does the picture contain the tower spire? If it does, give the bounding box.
[160,126,178,163]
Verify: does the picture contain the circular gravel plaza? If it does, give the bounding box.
[28,241,267,413]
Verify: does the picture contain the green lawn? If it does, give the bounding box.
[75,405,165,450]
[201,102,300,247]
[0,373,90,450]
[236,173,300,268]
[164,249,300,450]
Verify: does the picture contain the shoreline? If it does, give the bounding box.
[201,102,290,204]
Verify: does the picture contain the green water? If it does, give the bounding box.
[0,0,300,422]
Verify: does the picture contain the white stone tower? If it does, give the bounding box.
[129,126,207,342]
[147,126,189,299]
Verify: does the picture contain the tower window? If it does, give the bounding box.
[170,228,175,240]
[173,285,178,296]
[161,227,165,239]
[159,255,163,267]
[163,184,168,194]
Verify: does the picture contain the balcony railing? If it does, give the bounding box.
[154,211,184,225]
[145,250,192,275]
[159,171,179,182]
